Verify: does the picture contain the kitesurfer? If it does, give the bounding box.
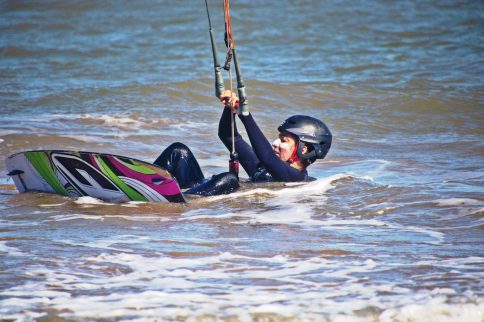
[153,93,332,196]
[217,90,332,183]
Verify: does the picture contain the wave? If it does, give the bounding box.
[1,247,482,321]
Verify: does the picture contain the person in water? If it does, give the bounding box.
[153,90,332,196]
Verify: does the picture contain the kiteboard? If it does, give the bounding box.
[5,150,185,203]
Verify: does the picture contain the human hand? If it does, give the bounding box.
[220,90,239,111]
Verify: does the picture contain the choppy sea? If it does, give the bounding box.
[0,1,483,321]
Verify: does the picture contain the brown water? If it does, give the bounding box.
[0,1,483,321]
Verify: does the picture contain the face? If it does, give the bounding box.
[272,132,298,162]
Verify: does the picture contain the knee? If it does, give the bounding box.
[166,142,190,154]
[154,142,191,168]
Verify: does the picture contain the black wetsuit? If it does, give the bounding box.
[153,109,309,196]
[153,142,240,197]
[218,108,309,182]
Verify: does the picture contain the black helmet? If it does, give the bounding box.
[278,115,332,163]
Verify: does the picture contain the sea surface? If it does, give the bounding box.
[0,0,483,321]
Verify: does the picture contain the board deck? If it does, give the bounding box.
[6,150,185,203]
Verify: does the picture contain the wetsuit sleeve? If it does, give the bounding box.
[218,108,261,177]
[239,113,307,182]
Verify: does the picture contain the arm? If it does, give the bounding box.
[218,107,261,177]
[239,113,307,182]
[217,91,306,182]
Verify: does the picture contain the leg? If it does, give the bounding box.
[153,142,204,189]
[185,172,239,196]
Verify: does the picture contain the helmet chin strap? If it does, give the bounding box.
[295,142,318,164]
[287,142,301,164]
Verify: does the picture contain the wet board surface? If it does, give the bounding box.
[6,150,185,203]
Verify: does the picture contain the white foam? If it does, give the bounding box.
[54,235,150,253]
[182,174,448,251]
[433,198,482,207]
[207,173,346,203]
[48,213,175,223]
[0,241,24,256]
[0,177,12,185]
[184,174,399,230]
[379,221,445,245]
[0,114,79,132]
[413,256,484,269]
[39,202,67,208]
[380,299,484,322]
[100,115,142,129]
[31,113,78,122]
[170,120,209,131]
[48,214,104,222]
[79,114,152,130]
[1,249,482,321]
[0,129,21,136]
[431,198,484,220]
[122,201,146,207]
[74,196,113,206]
[62,134,100,142]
